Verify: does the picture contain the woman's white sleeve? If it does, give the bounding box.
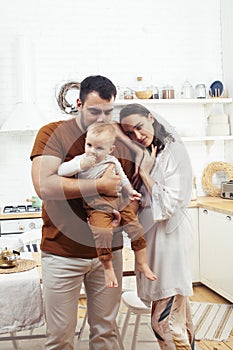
[150,143,192,222]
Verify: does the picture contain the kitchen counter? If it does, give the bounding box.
[0,211,42,220]
[1,196,233,219]
[188,196,233,215]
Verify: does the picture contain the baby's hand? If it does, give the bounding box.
[128,189,142,201]
[80,155,96,170]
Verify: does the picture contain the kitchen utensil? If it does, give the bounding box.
[0,247,19,267]
[209,80,224,97]
[220,180,233,199]
[26,196,42,208]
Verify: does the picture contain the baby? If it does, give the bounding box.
[58,121,156,288]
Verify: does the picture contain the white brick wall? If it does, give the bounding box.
[0,0,229,203]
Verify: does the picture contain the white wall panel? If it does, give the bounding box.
[0,0,229,203]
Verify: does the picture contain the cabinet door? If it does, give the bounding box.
[187,208,200,283]
[199,208,233,302]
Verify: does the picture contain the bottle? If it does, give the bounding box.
[135,76,152,99]
[150,85,159,99]
[136,76,144,91]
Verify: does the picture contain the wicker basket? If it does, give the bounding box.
[202,161,233,197]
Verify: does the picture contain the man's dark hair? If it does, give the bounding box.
[79,75,117,103]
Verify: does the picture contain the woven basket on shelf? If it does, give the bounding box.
[202,161,233,197]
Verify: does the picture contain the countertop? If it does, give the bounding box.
[0,211,42,220]
[1,196,233,220]
[188,196,233,215]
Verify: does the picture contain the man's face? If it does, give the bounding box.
[78,91,115,130]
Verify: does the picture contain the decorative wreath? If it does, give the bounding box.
[57,81,80,115]
[202,161,233,196]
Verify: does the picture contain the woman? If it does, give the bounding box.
[118,103,195,350]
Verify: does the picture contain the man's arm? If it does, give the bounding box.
[32,155,121,200]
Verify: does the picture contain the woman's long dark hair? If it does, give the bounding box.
[119,103,174,154]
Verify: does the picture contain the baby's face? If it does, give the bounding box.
[84,131,115,163]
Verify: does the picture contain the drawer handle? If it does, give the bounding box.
[203,209,208,214]
[226,215,231,221]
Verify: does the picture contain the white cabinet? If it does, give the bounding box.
[199,208,233,302]
[188,207,200,283]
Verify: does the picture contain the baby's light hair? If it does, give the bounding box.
[87,121,116,143]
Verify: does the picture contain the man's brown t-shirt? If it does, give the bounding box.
[30,118,135,258]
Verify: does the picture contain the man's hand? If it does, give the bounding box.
[97,164,122,197]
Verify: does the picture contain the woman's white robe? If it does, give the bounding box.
[137,138,195,306]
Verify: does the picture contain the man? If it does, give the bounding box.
[31,75,134,350]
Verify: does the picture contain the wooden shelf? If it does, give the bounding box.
[114,98,232,106]
[182,135,233,142]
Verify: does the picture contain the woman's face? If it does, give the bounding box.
[120,113,154,148]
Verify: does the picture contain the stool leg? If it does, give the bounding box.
[121,308,131,342]
[10,332,20,350]
[76,310,88,345]
[131,314,141,350]
[117,300,125,328]
[114,320,124,350]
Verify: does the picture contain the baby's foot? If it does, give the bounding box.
[104,269,119,288]
[136,262,157,281]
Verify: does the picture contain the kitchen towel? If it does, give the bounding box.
[0,253,44,334]
[191,301,233,341]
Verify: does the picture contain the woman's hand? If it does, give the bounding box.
[140,145,157,175]
[137,145,157,194]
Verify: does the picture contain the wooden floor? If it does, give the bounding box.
[190,284,233,350]
[78,283,233,350]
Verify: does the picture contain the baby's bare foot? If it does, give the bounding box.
[104,269,119,288]
[136,262,157,281]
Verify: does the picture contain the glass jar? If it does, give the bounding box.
[195,84,206,98]
[123,89,134,100]
[162,85,175,99]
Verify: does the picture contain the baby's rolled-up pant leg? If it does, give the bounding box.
[87,209,114,261]
[120,205,147,251]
